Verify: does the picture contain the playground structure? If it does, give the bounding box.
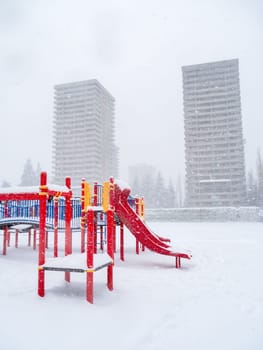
[0,172,192,303]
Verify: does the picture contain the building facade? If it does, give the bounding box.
[52,79,118,187]
[182,59,246,207]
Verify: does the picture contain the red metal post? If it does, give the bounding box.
[38,172,48,297]
[107,209,114,291]
[64,177,72,283]
[87,210,94,268]
[65,176,72,256]
[80,179,86,253]
[106,177,115,290]
[141,197,145,251]
[93,182,98,254]
[54,197,58,257]
[3,202,8,255]
[65,177,72,282]
[135,239,139,255]
[135,197,140,254]
[87,271,94,304]
[120,222,124,261]
[176,256,181,268]
[87,209,94,303]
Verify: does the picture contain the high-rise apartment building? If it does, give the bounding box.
[52,79,118,187]
[182,59,246,207]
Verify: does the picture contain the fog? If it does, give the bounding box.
[0,0,262,186]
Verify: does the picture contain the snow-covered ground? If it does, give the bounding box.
[0,222,262,350]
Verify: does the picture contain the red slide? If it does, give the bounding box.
[114,184,191,261]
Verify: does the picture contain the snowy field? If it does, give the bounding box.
[0,222,262,350]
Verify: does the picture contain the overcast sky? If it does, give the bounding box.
[0,0,262,186]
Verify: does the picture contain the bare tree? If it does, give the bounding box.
[175,174,183,207]
[20,159,38,186]
[1,180,11,188]
[247,169,258,206]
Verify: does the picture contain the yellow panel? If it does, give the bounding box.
[84,182,91,210]
[102,182,110,212]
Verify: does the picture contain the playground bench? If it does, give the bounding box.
[40,252,113,273]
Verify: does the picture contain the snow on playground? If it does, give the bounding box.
[0,221,263,350]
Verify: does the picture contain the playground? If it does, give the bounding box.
[0,172,191,303]
[0,174,262,349]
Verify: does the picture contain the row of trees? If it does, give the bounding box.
[131,172,183,208]
[247,149,263,206]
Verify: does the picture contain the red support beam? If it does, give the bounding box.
[80,179,86,253]
[87,210,94,268]
[65,177,72,256]
[64,177,72,283]
[87,271,93,304]
[107,209,114,291]
[107,177,115,291]
[136,239,139,255]
[120,222,124,261]
[38,172,48,297]
[135,197,140,255]
[0,193,40,201]
[87,209,94,303]
[3,202,8,254]
[176,256,181,269]
[54,197,58,257]
[93,182,98,254]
